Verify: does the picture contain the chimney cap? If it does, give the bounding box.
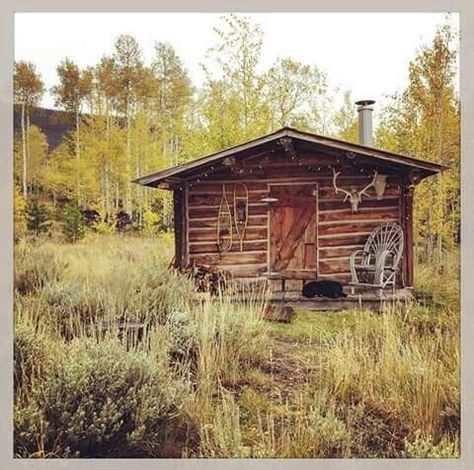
[355,99,376,107]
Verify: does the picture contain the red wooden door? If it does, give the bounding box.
[269,183,318,274]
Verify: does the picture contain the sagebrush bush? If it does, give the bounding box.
[14,336,189,458]
[14,321,49,391]
[402,430,459,458]
[165,310,198,363]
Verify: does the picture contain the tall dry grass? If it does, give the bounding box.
[196,304,459,458]
[14,235,271,458]
[13,235,459,458]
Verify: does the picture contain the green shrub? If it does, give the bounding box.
[42,281,105,337]
[14,336,189,458]
[62,201,86,243]
[402,430,460,458]
[14,321,49,390]
[26,197,51,236]
[165,310,198,362]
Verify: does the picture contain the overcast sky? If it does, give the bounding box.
[15,12,458,114]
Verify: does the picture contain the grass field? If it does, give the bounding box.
[13,234,460,458]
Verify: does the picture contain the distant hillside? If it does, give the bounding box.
[13,106,74,151]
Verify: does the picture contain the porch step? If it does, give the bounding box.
[269,289,412,312]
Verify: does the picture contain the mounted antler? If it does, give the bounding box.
[332,168,353,202]
[359,170,378,197]
[332,168,379,213]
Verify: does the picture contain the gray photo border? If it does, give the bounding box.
[1,1,472,469]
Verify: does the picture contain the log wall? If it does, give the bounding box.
[187,180,269,279]
[316,175,401,284]
[180,151,407,286]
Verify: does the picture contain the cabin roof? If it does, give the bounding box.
[133,126,448,189]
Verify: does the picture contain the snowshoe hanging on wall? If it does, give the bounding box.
[217,184,233,252]
[233,183,249,252]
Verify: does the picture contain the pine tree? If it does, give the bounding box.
[26,197,51,236]
[62,201,86,243]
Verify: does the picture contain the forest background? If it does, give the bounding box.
[13,13,460,260]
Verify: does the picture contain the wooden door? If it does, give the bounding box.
[269,183,318,275]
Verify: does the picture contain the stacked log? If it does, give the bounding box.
[180,264,231,296]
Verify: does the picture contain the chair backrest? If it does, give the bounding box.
[364,222,404,267]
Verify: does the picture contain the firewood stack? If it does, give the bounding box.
[181,264,232,296]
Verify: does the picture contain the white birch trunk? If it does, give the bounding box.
[21,103,27,198]
[76,109,81,205]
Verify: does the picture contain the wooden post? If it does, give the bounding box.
[173,188,186,269]
[400,184,414,288]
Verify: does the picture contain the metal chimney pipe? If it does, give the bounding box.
[355,99,375,146]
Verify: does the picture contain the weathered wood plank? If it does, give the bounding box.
[319,220,398,237]
[316,176,400,188]
[318,234,371,247]
[318,186,400,200]
[189,181,268,192]
[189,223,266,233]
[319,198,399,212]
[318,244,365,258]
[188,192,267,206]
[188,226,267,242]
[318,208,399,223]
[319,272,351,281]
[319,258,351,274]
[189,204,268,218]
[189,215,267,229]
[189,240,267,254]
[224,264,268,278]
[190,251,267,266]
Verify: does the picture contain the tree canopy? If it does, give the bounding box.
[13,15,460,255]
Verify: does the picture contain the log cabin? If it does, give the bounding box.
[134,101,446,303]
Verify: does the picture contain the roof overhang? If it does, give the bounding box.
[133,127,448,189]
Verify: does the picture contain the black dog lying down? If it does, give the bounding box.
[302,280,347,299]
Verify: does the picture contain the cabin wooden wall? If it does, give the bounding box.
[316,175,402,284]
[179,151,410,288]
[186,181,269,279]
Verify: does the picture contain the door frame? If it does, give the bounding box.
[267,181,319,275]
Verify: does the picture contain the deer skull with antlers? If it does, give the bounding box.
[332,168,379,213]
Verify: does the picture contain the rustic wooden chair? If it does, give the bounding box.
[349,222,404,290]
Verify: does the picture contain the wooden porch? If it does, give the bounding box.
[221,277,413,312]
[268,287,413,312]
